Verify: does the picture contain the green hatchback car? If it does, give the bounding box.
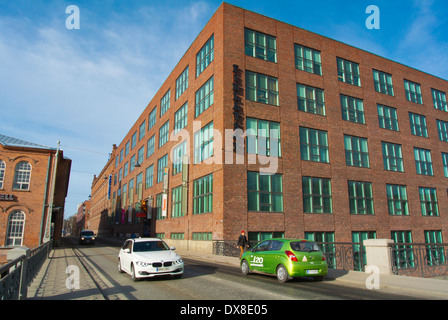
[240,238,328,283]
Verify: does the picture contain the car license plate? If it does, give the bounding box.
[306,270,319,275]
[156,267,169,272]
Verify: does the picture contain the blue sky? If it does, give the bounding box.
[1,0,447,218]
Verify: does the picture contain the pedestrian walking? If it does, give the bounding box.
[237,231,249,258]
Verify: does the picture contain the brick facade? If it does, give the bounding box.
[93,3,448,249]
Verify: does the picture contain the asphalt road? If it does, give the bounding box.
[69,239,429,301]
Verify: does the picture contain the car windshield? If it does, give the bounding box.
[81,231,94,236]
[133,240,170,252]
[290,241,321,252]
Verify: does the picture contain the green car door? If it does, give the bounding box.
[248,240,270,272]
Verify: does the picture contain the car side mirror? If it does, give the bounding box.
[124,248,130,254]
[171,246,176,250]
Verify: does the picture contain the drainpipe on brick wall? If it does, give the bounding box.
[39,155,52,246]
[44,141,60,243]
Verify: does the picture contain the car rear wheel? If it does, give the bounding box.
[276,264,290,283]
[241,260,250,275]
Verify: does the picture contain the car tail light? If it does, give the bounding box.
[322,255,326,261]
[285,251,298,262]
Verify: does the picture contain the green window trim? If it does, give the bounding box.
[193,173,213,214]
[247,171,283,212]
[299,127,329,163]
[246,71,279,106]
[245,28,277,63]
[247,118,281,157]
[302,177,332,214]
[386,184,409,216]
[348,181,374,215]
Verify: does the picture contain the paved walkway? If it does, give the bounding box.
[27,237,448,300]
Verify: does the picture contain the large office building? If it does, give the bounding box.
[98,3,448,252]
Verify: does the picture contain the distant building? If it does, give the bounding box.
[94,3,448,253]
[0,134,71,262]
[76,200,91,235]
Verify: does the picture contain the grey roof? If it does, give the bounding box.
[0,133,55,150]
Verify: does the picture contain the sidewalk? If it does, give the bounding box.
[27,237,448,300]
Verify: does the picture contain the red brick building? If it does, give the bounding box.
[0,134,71,262]
[98,3,448,252]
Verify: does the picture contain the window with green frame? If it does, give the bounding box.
[171,185,184,218]
[294,44,322,75]
[192,232,212,241]
[246,71,279,106]
[196,34,214,77]
[424,230,445,266]
[442,152,448,177]
[348,181,374,215]
[419,187,438,216]
[172,141,187,175]
[139,120,146,141]
[195,76,214,117]
[391,231,414,269]
[302,177,332,213]
[171,233,184,240]
[244,28,277,63]
[160,89,170,117]
[299,127,329,163]
[337,57,361,86]
[297,84,325,115]
[432,88,447,112]
[157,154,168,183]
[247,171,283,212]
[386,184,409,216]
[155,193,165,220]
[373,69,394,96]
[409,112,428,137]
[174,102,188,134]
[148,107,157,130]
[341,94,365,124]
[436,119,448,142]
[176,66,189,100]
[194,121,214,164]
[131,132,137,149]
[382,142,404,172]
[193,173,213,214]
[404,79,423,104]
[305,232,335,268]
[414,147,433,176]
[352,231,376,271]
[246,118,281,157]
[248,232,284,245]
[377,104,399,131]
[344,135,369,168]
[147,134,155,158]
[159,120,169,147]
[145,164,153,189]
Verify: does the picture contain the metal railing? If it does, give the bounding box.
[392,243,448,278]
[0,240,52,300]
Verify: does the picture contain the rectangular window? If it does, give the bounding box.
[123,162,129,178]
[302,177,332,213]
[160,90,170,117]
[245,28,277,63]
[145,164,154,189]
[294,44,322,75]
[146,134,155,158]
[297,84,325,115]
[194,121,213,164]
[432,88,447,111]
[125,141,130,157]
[148,107,157,130]
[176,66,189,100]
[174,102,188,134]
[404,79,423,104]
[171,233,184,240]
[299,127,329,163]
[192,232,213,241]
[377,104,399,131]
[130,154,136,172]
[247,171,283,212]
[157,154,168,183]
[419,187,438,216]
[337,57,361,86]
[171,185,184,218]
[424,230,445,266]
[348,181,374,215]
[437,119,448,142]
[386,184,409,216]
[373,69,394,96]
[246,118,281,157]
[195,76,214,117]
[344,135,369,168]
[137,146,144,166]
[382,142,404,172]
[409,112,428,137]
[131,132,137,149]
[172,140,187,175]
[248,232,284,243]
[196,35,214,77]
[442,153,448,177]
[414,147,433,175]
[155,193,165,220]
[391,231,414,269]
[139,121,146,141]
[341,95,365,124]
[193,173,213,214]
[246,71,279,106]
[159,120,169,148]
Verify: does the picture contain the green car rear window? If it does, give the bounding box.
[290,241,320,252]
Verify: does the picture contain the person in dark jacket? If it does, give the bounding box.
[237,231,249,258]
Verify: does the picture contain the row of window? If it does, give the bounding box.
[0,161,32,191]
[245,28,447,110]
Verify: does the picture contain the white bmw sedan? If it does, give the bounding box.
[118,237,184,281]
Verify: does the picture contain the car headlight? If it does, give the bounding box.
[173,258,183,265]
[135,261,151,267]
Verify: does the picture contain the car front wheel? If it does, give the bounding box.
[241,260,250,275]
[131,264,139,282]
[276,264,290,283]
[118,259,124,273]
